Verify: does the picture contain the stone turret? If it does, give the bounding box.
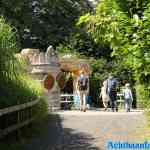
[20,46,61,111]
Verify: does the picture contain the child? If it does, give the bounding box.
[100,80,110,111]
[123,83,133,112]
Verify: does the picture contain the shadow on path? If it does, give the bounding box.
[24,114,101,150]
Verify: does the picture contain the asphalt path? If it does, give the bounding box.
[24,110,149,150]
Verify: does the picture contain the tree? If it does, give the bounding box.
[77,0,150,84]
[0,0,91,49]
[0,16,44,108]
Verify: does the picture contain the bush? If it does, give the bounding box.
[0,16,45,109]
[0,74,44,108]
[0,17,18,77]
[135,84,150,109]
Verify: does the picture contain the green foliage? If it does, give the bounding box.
[76,0,150,107]
[0,61,44,108]
[135,84,150,108]
[0,0,113,59]
[33,96,48,119]
[56,44,75,54]
[115,0,149,17]
[89,58,133,83]
[90,58,108,81]
[0,0,91,49]
[0,17,18,78]
[0,17,48,144]
[0,16,44,108]
[57,31,113,59]
[77,0,127,49]
[88,59,108,104]
[78,0,150,85]
[2,53,45,106]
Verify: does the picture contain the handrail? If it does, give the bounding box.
[0,118,34,138]
[0,98,40,116]
[0,98,41,138]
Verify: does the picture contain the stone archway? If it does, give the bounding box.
[59,54,92,108]
[18,47,92,111]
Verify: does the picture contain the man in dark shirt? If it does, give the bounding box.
[106,75,118,112]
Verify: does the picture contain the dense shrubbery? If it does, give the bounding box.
[0,74,44,108]
[0,0,92,49]
[77,0,150,107]
[0,16,45,109]
[135,84,150,108]
[1,0,149,109]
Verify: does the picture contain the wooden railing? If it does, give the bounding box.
[0,98,40,138]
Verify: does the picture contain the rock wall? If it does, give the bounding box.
[20,46,61,111]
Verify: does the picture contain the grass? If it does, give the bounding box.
[0,17,49,150]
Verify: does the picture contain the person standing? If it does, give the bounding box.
[123,83,133,112]
[106,75,117,112]
[77,71,89,112]
[99,80,110,111]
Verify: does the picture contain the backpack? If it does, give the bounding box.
[107,78,117,92]
[123,89,132,99]
[78,76,88,91]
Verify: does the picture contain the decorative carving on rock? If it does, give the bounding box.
[56,72,66,89]
[43,74,55,90]
[46,45,59,65]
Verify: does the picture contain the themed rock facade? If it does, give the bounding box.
[20,46,61,111]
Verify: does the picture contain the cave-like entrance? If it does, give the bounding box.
[60,71,73,94]
[58,54,92,109]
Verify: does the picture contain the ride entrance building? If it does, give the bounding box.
[19,46,92,111]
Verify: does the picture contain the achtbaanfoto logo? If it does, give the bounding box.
[107,141,150,150]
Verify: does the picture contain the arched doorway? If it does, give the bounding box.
[60,71,73,94]
[59,54,92,109]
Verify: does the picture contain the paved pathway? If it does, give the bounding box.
[24,110,149,150]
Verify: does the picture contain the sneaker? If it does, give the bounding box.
[111,109,114,112]
[104,108,107,111]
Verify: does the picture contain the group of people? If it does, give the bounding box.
[100,75,133,112]
[77,71,133,112]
